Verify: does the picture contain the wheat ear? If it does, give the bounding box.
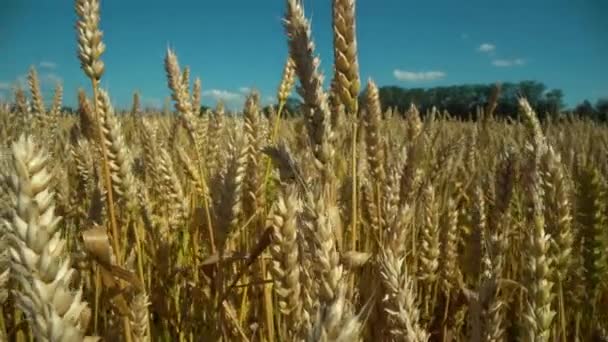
[27,67,46,116]
[3,135,97,341]
[284,0,333,167]
[380,249,429,342]
[269,185,303,338]
[331,0,360,116]
[519,98,555,342]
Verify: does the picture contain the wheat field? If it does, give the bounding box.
[1,0,607,341]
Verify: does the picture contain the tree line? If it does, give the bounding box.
[278,80,608,122]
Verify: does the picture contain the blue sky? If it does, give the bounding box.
[1,0,607,110]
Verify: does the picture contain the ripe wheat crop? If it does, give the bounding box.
[1,0,607,341]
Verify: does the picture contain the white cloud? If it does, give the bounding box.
[393,69,446,82]
[202,89,243,101]
[477,43,496,53]
[39,61,57,69]
[492,58,525,67]
[43,73,62,84]
[239,87,251,94]
[0,82,10,91]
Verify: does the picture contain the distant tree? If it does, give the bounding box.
[544,89,564,111]
[518,80,546,107]
[534,88,565,119]
[595,99,608,122]
[377,86,399,112]
[283,96,303,117]
[199,105,211,116]
[61,106,74,115]
[575,100,596,118]
[596,98,608,111]
[376,80,570,121]
[495,82,519,117]
[261,105,273,118]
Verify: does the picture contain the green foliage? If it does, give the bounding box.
[198,105,211,116]
[377,80,566,120]
[575,100,596,119]
[284,97,302,115]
